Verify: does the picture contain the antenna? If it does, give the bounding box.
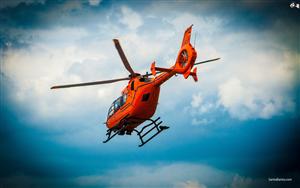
[194,31,197,49]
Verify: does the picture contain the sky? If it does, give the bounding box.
[0,0,299,187]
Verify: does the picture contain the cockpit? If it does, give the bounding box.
[107,93,128,118]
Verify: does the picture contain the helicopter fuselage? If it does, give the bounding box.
[106,71,176,133]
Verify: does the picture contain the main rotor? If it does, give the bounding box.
[51,38,219,89]
[51,39,140,89]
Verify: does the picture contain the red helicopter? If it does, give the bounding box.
[51,25,220,147]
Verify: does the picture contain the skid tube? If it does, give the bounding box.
[132,117,169,147]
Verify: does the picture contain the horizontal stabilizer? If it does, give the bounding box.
[151,61,173,76]
[190,67,198,82]
[183,67,197,82]
[155,67,173,73]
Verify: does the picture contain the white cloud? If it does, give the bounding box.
[192,118,212,126]
[187,29,298,122]
[73,162,272,188]
[113,28,177,72]
[1,17,181,145]
[190,93,216,114]
[186,92,217,126]
[1,26,127,131]
[120,6,143,30]
[0,163,271,188]
[169,13,223,36]
[88,0,102,6]
[32,27,89,43]
[230,174,253,188]
[191,93,203,108]
[175,180,207,188]
[218,49,297,120]
[74,163,233,188]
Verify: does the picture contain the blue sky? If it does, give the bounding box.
[0,0,299,187]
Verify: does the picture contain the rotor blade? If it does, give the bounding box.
[113,39,135,75]
[51,77,130,89]
[194,58,220,65]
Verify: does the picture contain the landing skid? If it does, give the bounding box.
[102,117,169,147]
[133,117,169,147]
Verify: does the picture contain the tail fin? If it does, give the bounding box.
[150,25,198,82]
[174,25,197,80]
[181,25,193,47]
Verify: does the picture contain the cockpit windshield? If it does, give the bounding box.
[107,93,127,118]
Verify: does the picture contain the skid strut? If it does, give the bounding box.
[103,124,127,143]
[102,117,169,147]
[133,117,169,147]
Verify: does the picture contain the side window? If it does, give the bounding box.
[120,94,127,106]
[131,81,134,90]
[139,77,151,82]
[142,93,150,102]
[123,93,127,103]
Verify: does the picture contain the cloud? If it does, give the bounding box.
[0,0,45,9]
[170,13,223,35]
[187,28,298,122]
[218,50,297,120]
[0,9,177,140]
[186,92,217,126]
[175,180,207,188]
[74,163,234,188]
[0,16,180,145]
[0,163,237,188]
[191,92,203,108]
[120,6,143,30]
[230,174,252,188]
[88,0,102,6]
[1,26,126,129]
[191,118,213,126]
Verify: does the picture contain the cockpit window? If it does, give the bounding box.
[139,77,151,82]
[114,98,121,110]
[107,93,128,118]
[108,105,114,117]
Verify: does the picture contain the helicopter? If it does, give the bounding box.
[51,25,220,147]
